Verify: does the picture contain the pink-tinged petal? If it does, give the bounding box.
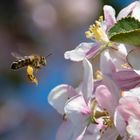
[131,1,140,21]
[100,50,116,75]
[95,85,118,116]
[100,44,127,74]
[109,44,127,70]
[117,96,140,121]
[48,84,77,115]
[127,117,140,140]
[78,59,93,102]
[112,70,140,91]
[85,43,100,58]
[56,120,74,140]
[100,128,119,140]
[65,95,90,140]
[103,5,116,30]
[127,48,140,71]
[76,127,87,140]
[82,124,101,140]
[117,1,138,20]
[102,75,120,102]
[114,110,126,137]
[123,87,140,98]
[65,95,90,123]
[117,43,128,56]
[64,42,98,61]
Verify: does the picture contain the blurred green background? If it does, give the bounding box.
[0,0,134,139]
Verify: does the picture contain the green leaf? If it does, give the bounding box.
[108,17,140,46]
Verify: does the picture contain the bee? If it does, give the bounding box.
[11,53,52,70]
[11,52,52,70]
[11,52,52,84]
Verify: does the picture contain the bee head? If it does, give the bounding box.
[40,56,47,66]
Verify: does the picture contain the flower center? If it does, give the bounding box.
[85,16,109,44]
[102,115,113,128]
[87,100,113,136]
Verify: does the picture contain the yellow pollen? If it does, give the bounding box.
[26,65,38,85]
[121,63,131,69]
[102,116,113,128]
[95,70,103,80]
[85,16,109,44]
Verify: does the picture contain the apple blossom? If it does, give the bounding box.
[115,88,140,140]
[64,1,140,62]
[48,1,140,140]
[48,58,94,140]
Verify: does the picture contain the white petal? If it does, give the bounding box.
[78,58,93,102]
[65,95,89,124]
[131,1,140,21]
[56,120,74,140]
[127,117,140,139]
[100,44,127,75]
[64,42,96,61]
[123,87,140,99]
[100,128,119,140]
[100,50,115,75]
[117,1,137,20]
[48,84,77,115]
[103,5,116,29]
[83,124,101,140]
[103,75,120,100]
[95,84,119,116]
[114,110,126,137]
[65,95,89,140]
[127,48,140,71]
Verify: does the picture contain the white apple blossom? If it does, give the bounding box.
[48,1,140,140]
[64,1,140,62]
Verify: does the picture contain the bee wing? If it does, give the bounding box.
[11,52,24,59]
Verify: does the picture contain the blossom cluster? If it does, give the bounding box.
[48,1,140,140]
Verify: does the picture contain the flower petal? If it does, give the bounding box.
[127,117,140,139]
[131,1,140,21]
[48,84,77,115]
[117,96,140,121]
[102,75,120,102]
[112,70,140,91]
[64,95,90,140]
[103,5,116,30]
[100,50,115,75]
[100,128,119,140]
[95,85,118,115]
[56,120,74,140]
[127,48,140,71]
[114,110,126,137]
[123,87,140,98]
[82,124,101,140]
[65,95,90,123]
[64,42,99,61]
[78,58,93,102]
[117,1,138,20]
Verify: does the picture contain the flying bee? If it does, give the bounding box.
[11,52,52,84]
[11,52,52,70]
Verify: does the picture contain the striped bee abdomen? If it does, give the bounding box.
[11,58,31,70]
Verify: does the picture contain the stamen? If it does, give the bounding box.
[121,63,131,69]
[95,70,103,80]
[85,16,109,44]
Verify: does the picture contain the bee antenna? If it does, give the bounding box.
[45,53,52,58]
